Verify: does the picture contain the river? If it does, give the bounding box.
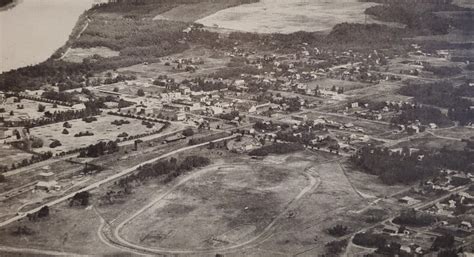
[0,0,100,73]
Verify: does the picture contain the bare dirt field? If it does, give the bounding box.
[197,0,382,34]
[30,114,164,154]
[119,159,311,250]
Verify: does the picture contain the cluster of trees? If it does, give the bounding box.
[363,0,466,35]
[27,206,49,221]
[352,232,387,248]
[8,152,53,171]
[399,82,473,125]
[423,64,463,77]
[104,74,136,84]
[393,208,436,227]
[351,146,435,184]
[78,141,119,158]
[74,131,94,137]
[0,0,13,8]
[325,239,347,255]
[391,105,453,127]
[41,91,76,103]
[11,226,35,236]
[117,155,211,189]
[219,111,240,121]
[6,92,74,107]
[253,121,280,132]
[248,143,303,156]
[70,192,90,207]
[326,224,350,237]
[327,23,406,47]
[3,105,101,128]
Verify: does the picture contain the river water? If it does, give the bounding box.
[0,0,99,73]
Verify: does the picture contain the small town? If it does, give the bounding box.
[0,0,473,256]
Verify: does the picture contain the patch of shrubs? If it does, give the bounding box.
[248,143,303,156]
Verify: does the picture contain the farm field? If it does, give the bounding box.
[30,114,165,154]
[197,0,382,34]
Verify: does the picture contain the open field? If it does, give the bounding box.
[433,126,474,140]
[1,98,84,122]
[392,134,467,151]
[62,47,119,63]
[117,47,230,83]
[30,114,164,154]
[0,145,32,168]
[119,160,311,250]
[308,78,372,92]
[96,81,165,97]
[153,0,259,22]
[197,0,385,34]
[0,202,121,255]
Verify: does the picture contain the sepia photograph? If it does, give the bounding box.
[0,0,473,256]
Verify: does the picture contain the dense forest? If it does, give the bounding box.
[0,0,13,8]
[351,145,474,185]
[363,0,469,35]
[399,82,474,125]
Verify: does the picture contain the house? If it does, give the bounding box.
[248,103,271,114]
[163,134,186,144]
[36,180,59,191]
[398,196,420,205]
[207,106,223,115]
[38,172,55,182]
[160,110,186,121]
[460,221,472,231]
[0,128,8,139]
[382,224,398,234]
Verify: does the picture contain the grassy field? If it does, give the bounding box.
[30,114,164,154]
[62,47,119,63]
[197,0,380,34]
[117,47,230,83]
[392,135,467,151]
[153,0,259,22]
[1,98,83,122]
[0,145,32,168]
[308,78,372,92]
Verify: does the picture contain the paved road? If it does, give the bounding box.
[0,135,237,228]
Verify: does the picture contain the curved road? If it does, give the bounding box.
[106,163,320,255]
